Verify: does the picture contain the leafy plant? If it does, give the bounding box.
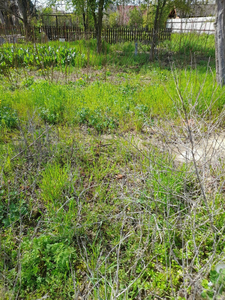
[0,105,18,129]
[21,76,35,88]
[19,235,76,296]
[39,100,65,124]
[77,107,118,132]
[202,268,225,299]
[0,44,87,70]
[0,189,28,228]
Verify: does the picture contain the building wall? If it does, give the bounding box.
[166,16,215,34]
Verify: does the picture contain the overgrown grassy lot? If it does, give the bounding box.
[1,34,225,300]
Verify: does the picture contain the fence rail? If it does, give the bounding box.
[0,25,172,44]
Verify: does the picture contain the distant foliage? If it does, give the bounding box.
[128,7,144,28]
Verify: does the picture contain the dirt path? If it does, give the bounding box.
[102,124,225,166]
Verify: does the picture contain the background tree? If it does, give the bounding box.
[0,0,37,31]
[149,0,191,61]
[69,0,91,31]
[54,0,111,52]
[85,0,111,53]
[0,0,20,26]
[18,0,37,30]
[128,6,144,28]
[40,6,55,26]
[109,11,119,27]
[103,10,119,27]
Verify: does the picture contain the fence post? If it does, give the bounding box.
[135,42,138,56]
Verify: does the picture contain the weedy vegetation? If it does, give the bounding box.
[1,33,225,299]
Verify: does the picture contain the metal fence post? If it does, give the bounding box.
[135,42,138,56]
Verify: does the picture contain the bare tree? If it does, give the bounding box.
[215,0,225,86]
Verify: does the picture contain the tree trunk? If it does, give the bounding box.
[96,0,104,54]
[83,12,87,31]
[150,0,167,61]
[150,2,160,61]
[215,0,225,86]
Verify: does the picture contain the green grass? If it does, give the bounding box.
[1,76,165,131]
[1,127,224,299]
[1,35,225,299]
[0,66,223,132]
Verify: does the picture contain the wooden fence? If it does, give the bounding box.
[0,25,172,44]
[103,27,172,43]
